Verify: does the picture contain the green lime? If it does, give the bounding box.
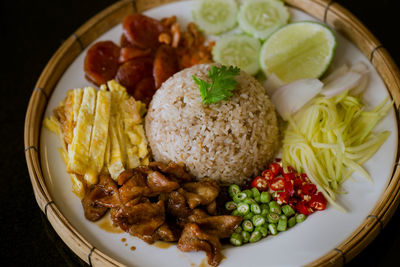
[260,21,337,83]
[238,0,290,40]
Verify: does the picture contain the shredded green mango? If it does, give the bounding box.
[282,92,392,211]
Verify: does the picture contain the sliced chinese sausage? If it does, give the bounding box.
[84,41,120,86]
[119,47,152,64]
[120,34,131,48]
[132,76,156,105]
[115,57,153,92]
[153,45,179,89]
[122,14,166,50]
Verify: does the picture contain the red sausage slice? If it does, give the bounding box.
[153,45,179,89]
[119,47,152,64]
[132,76,156,105]
[122,14,166,50]
[115,57,153,92]
[84,41,120,86]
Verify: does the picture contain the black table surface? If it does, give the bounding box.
[2,0,400,266]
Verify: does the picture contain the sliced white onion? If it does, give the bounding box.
[271,79,323,121]
[351,73,369,95]
[322,64,349,84]
[263,72,285,96]
[349,61,369,95]
[321,71,362,98]
[350,61,369,74]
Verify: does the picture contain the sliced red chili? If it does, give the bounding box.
[261,169,275,181]
[301,173,311,183]
[301,183,317,195]
[296,200,314,215]
[270,177,285,191]
[286,166,295,173]
[251,176,269,192]
[283,172,295,182]
[293,176,306,189]
[309,192,327,211]
[274,191,289,205]
[284,180,294,196]
[269,162,282,176]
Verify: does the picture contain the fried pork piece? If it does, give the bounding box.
[167,190,192,226]
[153,222,180,242]
[117,167,180,203]
[112,200,166,244]
[177,215,242,266]
[178,223,224,267]
[81,174,119,221]
[180,178,220,209]
[148,161,193,182]
[193,215,243,238]
[80,161,242,266]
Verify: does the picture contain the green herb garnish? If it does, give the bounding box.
[192,65,240,104]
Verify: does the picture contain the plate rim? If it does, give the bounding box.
[24,0,400,266]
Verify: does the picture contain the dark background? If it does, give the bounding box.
[1,0,400,266]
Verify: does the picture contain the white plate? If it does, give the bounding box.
[40,1,398,266]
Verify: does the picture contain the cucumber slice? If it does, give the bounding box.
[212,35,261,75]
[192,0,238,35]
[238,0,290,40]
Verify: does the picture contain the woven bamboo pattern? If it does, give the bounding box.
[24,0,400,266]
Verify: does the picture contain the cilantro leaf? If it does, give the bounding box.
[192,65,240,104]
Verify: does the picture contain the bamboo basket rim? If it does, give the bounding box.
[24,0,400,266]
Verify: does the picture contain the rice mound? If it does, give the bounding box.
[145,63,279,185]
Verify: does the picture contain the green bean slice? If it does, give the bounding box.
[277,214,287,232]
[267,212,279,224]
[242,231,250,243]
[288,216,296,228]
[230,232,243,246]
[237,202,250,215]
[260,191,271,203]
[225,201,237,211]
[252,215,266,226]
[282,205,295,217]
[242,219,254,232]
[229,184,241,197]
[233,192,247,203]
[268,223,278,235]
[255,225,268,237]
[250,231,262,243]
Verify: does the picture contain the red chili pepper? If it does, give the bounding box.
[309,192,327,211]
[283,172,295,182]
[270,177,285,191]
[262,169,275,181]
[293,175,306,189]
[301,173,311,183]
[274,191,289,205]
[269,162,282,176]
[301,183,317,195]
[284,180,294,196]
[296,200,314,215]
[251,176,269,191]
[286,166,295,173]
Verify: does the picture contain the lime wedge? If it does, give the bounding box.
[260,21,337,83]
[238,0,290,40]
[192,0,238,35]
[212,35,261,75]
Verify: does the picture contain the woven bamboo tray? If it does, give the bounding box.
[24,0,400,266]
